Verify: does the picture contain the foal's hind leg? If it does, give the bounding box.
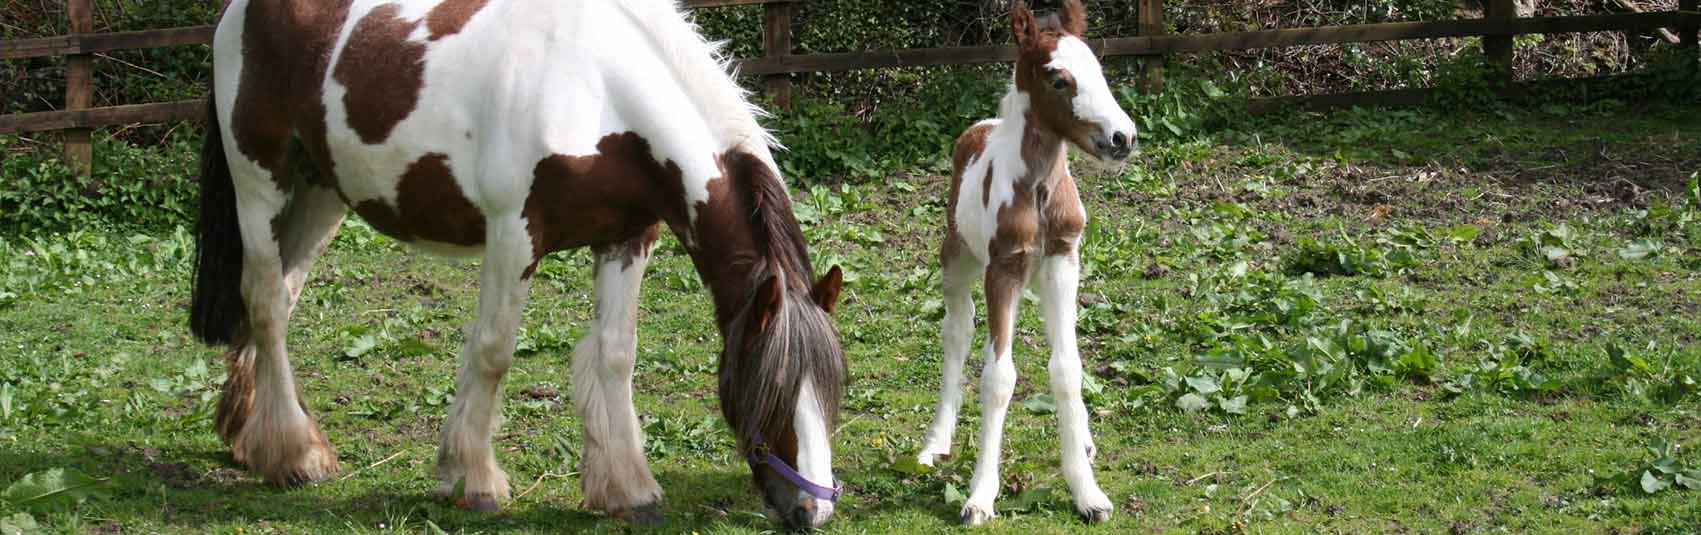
[217,181,345,452]
[436,216,534,512]
[1035,249,1113,523]
[226,164,342,485]
[918,238,982,466]
[574,228,663,523]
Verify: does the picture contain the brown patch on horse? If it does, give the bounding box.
[944,122,993,264]
[1041,166,1086,256]
[525,133,681,268]
[426,0,490,40]
[333,4,427,145]
[1012,1,1099,155]
[591,224,663,273]
[229,0,353,188]
[352,153,486,245]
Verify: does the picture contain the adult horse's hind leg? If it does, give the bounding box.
[225,160,342,485]
[918,238,982,466]
[1035,249,1113,523]
[573,227,664,523]
[217,179,345,453]
[437,215,534,512]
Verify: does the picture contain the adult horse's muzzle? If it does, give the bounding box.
[749,439,842,531]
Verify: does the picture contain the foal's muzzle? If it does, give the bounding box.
[1094,130,1135,161]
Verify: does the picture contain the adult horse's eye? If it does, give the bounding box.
[1051,76,1070,91]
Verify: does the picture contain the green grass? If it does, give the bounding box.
[3,102,1700,534]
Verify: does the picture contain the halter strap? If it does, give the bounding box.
[747,439,843,501]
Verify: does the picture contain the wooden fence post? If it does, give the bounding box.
[1683,0,1699,53]
[1136,0,1165,94]
[1482,0,1516,84]
[762,1,794,110]
[65,0,95,175]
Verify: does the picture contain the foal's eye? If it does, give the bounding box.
[1051,77,1070,91]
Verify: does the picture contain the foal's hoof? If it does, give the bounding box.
[959,503,994,526]
[1077,504,1113,524]
[610,502,663,526]
[457,493,503,513]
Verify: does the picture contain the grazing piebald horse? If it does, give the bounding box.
[913,0,1135,526]
[188,0,847,529]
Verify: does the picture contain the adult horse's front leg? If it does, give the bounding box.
[436,217,534,512]
[573,227,663,523]
[1036,249,1113,523]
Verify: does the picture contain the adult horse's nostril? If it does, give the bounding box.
[788,501,820,531]
[1112,131,1128,148]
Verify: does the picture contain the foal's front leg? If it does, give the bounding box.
[574,229,663,523]
[1036,249,1113,523]
[436,216,534,512]
[961,253,1029,526]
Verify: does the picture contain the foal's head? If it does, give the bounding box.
[1012,0,1136,160]
[715,154,847,531]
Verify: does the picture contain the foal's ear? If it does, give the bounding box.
[752,274,784,334]
[1011,1,1039,48]
[812,265,844,314]
[1059,0,1087,36]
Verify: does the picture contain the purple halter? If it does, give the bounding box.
[747,439,843,501]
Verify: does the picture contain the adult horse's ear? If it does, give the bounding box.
[1059,0,1087,36]
[752,274,784,334]
[1011,1,1038,48]
[812,265,844,314]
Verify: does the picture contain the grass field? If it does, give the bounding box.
[2,102,1700,534]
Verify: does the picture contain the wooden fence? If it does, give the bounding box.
[2,0,1698,174]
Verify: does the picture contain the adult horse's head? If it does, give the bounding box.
[1013,0,1137,161]
[709,152,848,531]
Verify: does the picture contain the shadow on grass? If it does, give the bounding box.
[0,440,957,532]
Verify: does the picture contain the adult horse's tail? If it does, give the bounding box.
[190,95,247,346]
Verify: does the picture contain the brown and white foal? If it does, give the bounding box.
[915,0,1136,525]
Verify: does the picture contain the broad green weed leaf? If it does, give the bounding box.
[1677,471,1701,490]
[1445,224,1482,243]
[343,334,379,359]
[1,468,107,508]
[1186,375,1220,395]
[1641,470,1669,494]
[1023,394,1057,414]
[1176,393,1209,413]
[944,483,966,506]
[1617,239,1663,260]
[0,512,39,535]
[890,457,934,476]
[1219,395,1249,415]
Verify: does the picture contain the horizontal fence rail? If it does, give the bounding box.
[2,0,1698,172]
[738,12,1701,74]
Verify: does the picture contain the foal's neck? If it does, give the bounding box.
[990,89,1067,188]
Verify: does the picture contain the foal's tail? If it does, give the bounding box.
[189,95,248,346]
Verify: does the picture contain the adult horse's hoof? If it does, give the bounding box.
[457,493,503,513]
[1077,504,1112,524]
[1075,490,1114,524]
[960,503,994,526]
[610,502,663,526]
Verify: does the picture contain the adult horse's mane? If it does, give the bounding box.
[614,0,779,155]
[716,153,845,450]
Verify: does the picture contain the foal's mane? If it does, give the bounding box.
[717,152,845,450]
